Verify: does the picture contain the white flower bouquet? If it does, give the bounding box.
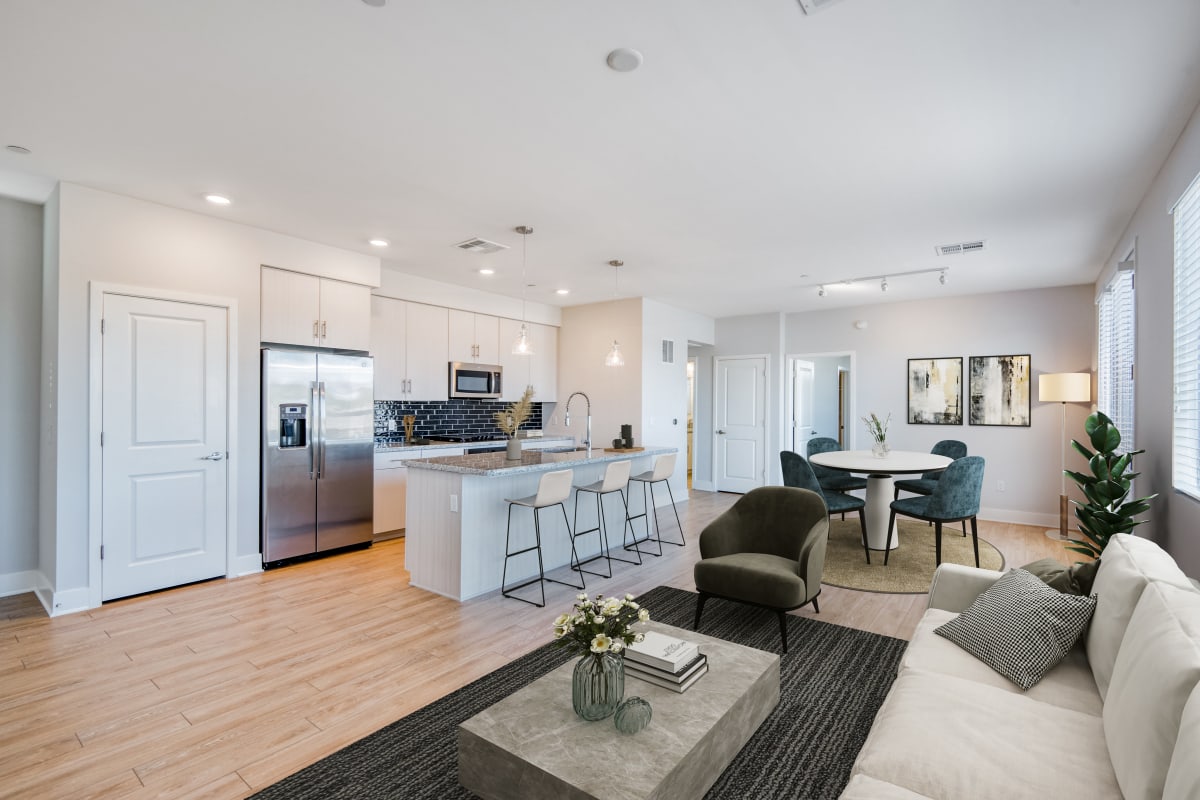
[553,592,650,657]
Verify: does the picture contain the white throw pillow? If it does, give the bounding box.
[935,568,1096,690]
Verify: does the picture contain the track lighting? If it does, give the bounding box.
[940,270,948,285]
[881,277,889,292]
[818,285,826,297]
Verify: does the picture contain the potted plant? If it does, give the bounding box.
[1063,411,1157,560]
[494,385,535,459]
[863,412,891,457]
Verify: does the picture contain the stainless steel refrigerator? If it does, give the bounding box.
[261,348,374,564]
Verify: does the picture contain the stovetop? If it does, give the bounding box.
[432,432,500,443]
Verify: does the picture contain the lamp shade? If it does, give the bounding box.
[1038,372,1091,403]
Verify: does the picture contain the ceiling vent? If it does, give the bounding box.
[798,0,847,14]
[935,240,986,257]
[455,237,509,254]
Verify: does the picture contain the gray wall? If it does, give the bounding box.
[0,197,42,585]
[1101,99,1200,576]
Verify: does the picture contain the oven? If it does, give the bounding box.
[449,362,503,399]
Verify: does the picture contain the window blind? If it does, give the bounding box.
[1173,170,1200,499]
[1098,269,1135,453]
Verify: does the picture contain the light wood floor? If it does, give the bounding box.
[0,490,1068,799]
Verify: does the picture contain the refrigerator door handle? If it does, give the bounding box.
[310,381,319,479]
[318,380,328,478]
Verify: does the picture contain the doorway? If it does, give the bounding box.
[687,358,696,488]
[788,352,856,454]
[90,287,236,604]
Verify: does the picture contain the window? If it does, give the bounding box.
[1173,171,1200,498]
[1098,267,1135,453]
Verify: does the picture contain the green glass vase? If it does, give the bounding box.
[572,652,625,721]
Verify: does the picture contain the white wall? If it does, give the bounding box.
[39,187,60,592]
[1102,99,1200,576]
[784,285,1095,526]
[0,197,42,594]
[41,183,382,607]
[374,267,561,326]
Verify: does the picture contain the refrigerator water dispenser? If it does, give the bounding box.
[278,404,307,448]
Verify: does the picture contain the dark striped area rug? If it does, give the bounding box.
[251,586,906,800]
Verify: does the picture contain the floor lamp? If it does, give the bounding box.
[1039,373,1092,541]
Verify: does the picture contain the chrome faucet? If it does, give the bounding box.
[564,392,592,453]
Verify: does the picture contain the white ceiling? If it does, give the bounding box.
[2,0,1200,317]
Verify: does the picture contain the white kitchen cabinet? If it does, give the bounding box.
[448,310,500,364]
[406,303,449,400]
[499,318,557,402]
[371,296,407,400]
[373,446,466,536]
[261,266,371,351]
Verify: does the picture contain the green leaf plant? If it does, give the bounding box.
[1063,411,1157,560]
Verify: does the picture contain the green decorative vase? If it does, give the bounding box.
[572,652,625,721]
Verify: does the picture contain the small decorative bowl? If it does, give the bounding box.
[614,696,652,734]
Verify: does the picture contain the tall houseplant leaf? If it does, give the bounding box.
[1065,411,1157,559]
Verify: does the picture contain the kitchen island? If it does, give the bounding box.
[405,446,678,601]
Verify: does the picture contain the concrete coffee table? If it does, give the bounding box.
[458,621,780,800]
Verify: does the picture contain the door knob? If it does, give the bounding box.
[716,430,726,435]
[201,451,225,461]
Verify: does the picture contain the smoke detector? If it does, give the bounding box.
[455,237,509,254]
[935,240,986,257]
[798,0,847,14]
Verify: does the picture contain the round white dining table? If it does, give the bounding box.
[808,450,953,551]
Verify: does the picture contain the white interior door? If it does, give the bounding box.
[792,359,815,453]
[102,294,228,600]
[715,356,767,493]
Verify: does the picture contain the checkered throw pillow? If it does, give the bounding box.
[934,568,1097,690]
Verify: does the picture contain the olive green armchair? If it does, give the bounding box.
[693,486,828,653]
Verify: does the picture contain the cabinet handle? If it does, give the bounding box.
[313,320,319,338]
[321,320,327,340]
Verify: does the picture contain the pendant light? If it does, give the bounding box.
[512,226,534,355]
[605,260,625,367]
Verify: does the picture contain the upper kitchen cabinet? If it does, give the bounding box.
[261,266,371,351]
[498,318,557,402]
[448,310,500,364]
[371,296,449,402]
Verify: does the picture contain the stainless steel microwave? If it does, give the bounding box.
[449,362,503,399]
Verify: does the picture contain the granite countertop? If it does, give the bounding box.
[375,436,573,453]
[406,446,676,476]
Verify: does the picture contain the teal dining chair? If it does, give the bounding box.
[781,450,871,564]
[886,456,985,568]
[894,439,968,536]
[807,437,869,494]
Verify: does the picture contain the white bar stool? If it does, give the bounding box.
[501,469,582,607]
[626,453,684,556]
[572,460,642,576]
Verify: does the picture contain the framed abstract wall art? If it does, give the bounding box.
[907,357,963,425]
[968,354,1031,426]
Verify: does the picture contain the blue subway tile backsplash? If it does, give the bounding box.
[374,399,544,440]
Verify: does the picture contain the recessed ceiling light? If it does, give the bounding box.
[478,268,495,276]
[205,194,231,206]
[368,238,389,247]
[556,289,570,295]
[361,0,386,6]
[606,48,643,72]
[5,145,31,155]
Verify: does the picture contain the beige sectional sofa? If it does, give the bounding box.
[841,534,1200,800]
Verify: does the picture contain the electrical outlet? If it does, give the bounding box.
[450,494,459,512]
[997,480,1006,492]
[387,419,397,432]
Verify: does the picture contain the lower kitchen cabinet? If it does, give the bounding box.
[373,447,464,537]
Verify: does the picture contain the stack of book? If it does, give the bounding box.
[624,630,708,692]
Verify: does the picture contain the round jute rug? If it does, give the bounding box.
[821,517,1005,594]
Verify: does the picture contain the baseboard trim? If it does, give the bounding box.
[230,553,263,578]
[42,585,90,617]
[977,507,1065,529]
[691,480,716,492]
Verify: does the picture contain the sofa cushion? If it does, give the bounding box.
[1164,683,1200,800]
[1103,582,1200,800]
[849,670,1122,800]
[902,608,1102,716]
[839,773,932,799]
[1087,533,1195,699]
[934,568,1096,689]
[1022,557,1101,595]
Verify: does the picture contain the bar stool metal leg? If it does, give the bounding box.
[501,502,547,607]
[571,488,614,579]
[624,480,664,558]
[609,487,644,565]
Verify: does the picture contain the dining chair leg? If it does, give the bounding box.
[961,520,967,537]
[970,516,980,568]
[934,521,943,566]
[883,510,898,566]
[858,509,870,564]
